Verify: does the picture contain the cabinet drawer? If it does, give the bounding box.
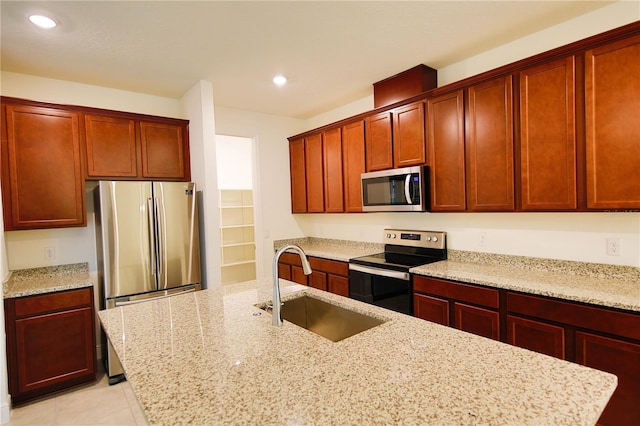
[309,257,348,276]
[507,292,640,341]
[14,288,92,318]
[279,252,304,266]
[413,276,499,309]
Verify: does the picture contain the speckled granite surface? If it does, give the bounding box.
[2,262,92,299]
[412,251,640,313]
[274,237,382,262]
[98,280,616,426]
[274,238,640,313]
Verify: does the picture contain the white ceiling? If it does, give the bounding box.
[1,1,615,119]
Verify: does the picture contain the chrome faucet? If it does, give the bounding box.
[272,244,312,326]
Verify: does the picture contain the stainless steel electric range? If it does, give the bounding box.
[348,229,447,315]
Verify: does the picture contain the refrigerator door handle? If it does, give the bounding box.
[154,196,163,277]
[147,197,157,276]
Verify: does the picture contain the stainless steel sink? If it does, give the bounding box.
[262,294,386,342]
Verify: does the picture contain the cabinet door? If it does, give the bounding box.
[507,315,565,359]
[328,275,349,297]
[15,307,95,395]
[289,138,307,213]
[454,302,500,341]
[342,121,365,212]
[413,293,450,326]
[309,271,328,291]
[427,90,466,211]
[393,101,426,168]
[291,265,309,285]
[585,35,640,209]
[466,76,515,211]
[519,57,577,210]
[322,127,344,212]
[277,262,292,281]
[2,105,85,230]
[305,133,325,212]
[140,121,188,179]
[85,114,138,178]
[576,331,640,426]
[365,111,393,171]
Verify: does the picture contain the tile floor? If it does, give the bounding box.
[5,370,147,426]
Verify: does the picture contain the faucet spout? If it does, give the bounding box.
[272,244,312,326]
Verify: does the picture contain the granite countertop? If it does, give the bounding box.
[2,262,93,299]
[411,252,640,313]
[274,236,383,262]
[274,237,640,313]
[98,279,616,425]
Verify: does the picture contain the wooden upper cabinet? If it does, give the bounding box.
[427,90,466,211]
[365,111,393,171]
[342,121,366,212]
[466,75,515,211]
[86,117,189,181]
[305,133,325,212]
[519,57,577,211]
[1,104,86,230]
[393,101,426,168]
[289,138,307,213]
[322,127,344,213]
[140,121,188,180]
[585,34,640,210]
[85,114,138,178]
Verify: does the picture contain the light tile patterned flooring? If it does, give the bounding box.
[5,370,147,426]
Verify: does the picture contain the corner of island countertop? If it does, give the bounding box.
[3,262,92,299]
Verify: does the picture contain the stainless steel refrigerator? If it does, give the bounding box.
[94,181,201,383]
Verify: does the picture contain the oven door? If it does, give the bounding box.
[348,264,412,315]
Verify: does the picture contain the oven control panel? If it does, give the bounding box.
[383,229,446,249]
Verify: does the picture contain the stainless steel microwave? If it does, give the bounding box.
[361,166,429,212]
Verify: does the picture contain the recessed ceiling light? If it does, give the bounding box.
[273,75,287,86]
[29,14,57,29]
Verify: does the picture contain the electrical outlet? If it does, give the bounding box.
[45,247,56,260]
[478,232,487,247]
[606,238,620,256]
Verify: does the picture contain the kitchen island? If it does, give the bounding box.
[98,279,616,425]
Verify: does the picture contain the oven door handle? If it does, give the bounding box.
[349,264,410,281]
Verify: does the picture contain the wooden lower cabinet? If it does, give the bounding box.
[4,287,97,404]
[455,302,500,341]
[278,254,349,297]
[506,315,565,359]
[507,291,640,425]
[308,270,327,291]
[413,276,500,341]
[576,332,640,426]
[327,275,349,298]
[414,275,640,425]
[413,293,449,326]
[310,257,349,297]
